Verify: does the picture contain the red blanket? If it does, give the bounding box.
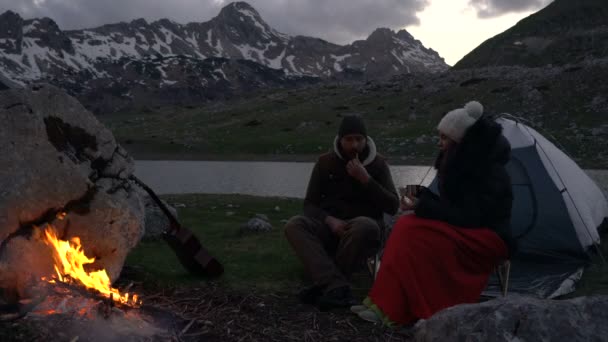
[369,214,508,325]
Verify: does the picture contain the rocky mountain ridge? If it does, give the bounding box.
[0,2,447,112]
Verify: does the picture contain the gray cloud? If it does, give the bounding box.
[468,0,553,18]
[0,0,429,45]
[248,0,429,44]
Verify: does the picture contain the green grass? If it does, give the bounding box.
[125,194,608,299]
[125,194,306,291]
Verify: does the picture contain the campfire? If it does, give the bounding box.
[0,213,169,340]
[39,215,141,309]
[0,85,175,339]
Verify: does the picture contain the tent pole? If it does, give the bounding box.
[594,243,606,265]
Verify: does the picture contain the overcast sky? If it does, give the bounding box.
[1,0,553,65]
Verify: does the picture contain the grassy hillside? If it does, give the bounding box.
[101,83,440,165]
[100,61,608,168]
[454,0,608,69]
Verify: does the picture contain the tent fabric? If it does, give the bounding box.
[483,261,584,299]
[498,118,607,249]
[508,146,584,261]
[425,117,608,298]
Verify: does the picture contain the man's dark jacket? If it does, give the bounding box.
[304,137,399,223]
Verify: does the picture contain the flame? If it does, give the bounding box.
[42,225,139,307]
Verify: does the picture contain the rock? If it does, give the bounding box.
[587,95,607,112]
[414,135,427,144]
[141,193,178,240]
[240,214,273,234]
[254,214,269,221]
[297,121,314,129]
[590,126,608,137]
[411,295,608,342]
[523,87,543,104]
[0,84,144,297]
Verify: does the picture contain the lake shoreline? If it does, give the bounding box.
[130,151,437,167]
[129,150,606,169]
[133,160,608,198]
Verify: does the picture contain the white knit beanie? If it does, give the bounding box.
[437,101,484,143]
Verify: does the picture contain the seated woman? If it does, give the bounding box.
[354,101,513,326]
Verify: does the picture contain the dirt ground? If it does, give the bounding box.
[1,280,413,342]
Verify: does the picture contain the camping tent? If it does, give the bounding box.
[430,117,608,298]
[489,118,608,298]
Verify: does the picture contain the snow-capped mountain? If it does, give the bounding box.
[0,1,447,112]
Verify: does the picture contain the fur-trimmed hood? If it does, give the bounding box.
[333,135,377,166]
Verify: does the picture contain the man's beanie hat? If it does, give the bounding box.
[437,101,484,142]
[338,115,367,138]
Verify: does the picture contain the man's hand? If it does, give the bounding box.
[346,155,370,184]
[325,216,348,237]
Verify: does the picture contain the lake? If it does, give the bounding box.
[134,161,438,198]
[134,161,608,198]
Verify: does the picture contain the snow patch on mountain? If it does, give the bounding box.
[330,53,351,72]
[267,48,285,69]
[285,55,299,75]
[0,1,447,97]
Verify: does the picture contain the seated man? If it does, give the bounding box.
[284,115,399,310]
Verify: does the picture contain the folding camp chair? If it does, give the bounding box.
[367,250,382,279]
[367,213,398,279]
[495,259,511,297]
[367,247,382,279]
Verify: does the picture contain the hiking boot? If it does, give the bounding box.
[350,304,367,314]
[297,285,325,305]
[317,286,357,311]
[357,309,382,324]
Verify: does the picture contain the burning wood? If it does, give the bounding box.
[39,215,141,308]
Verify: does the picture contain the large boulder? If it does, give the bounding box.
[0,84,144,297]
[412,295,608,342]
